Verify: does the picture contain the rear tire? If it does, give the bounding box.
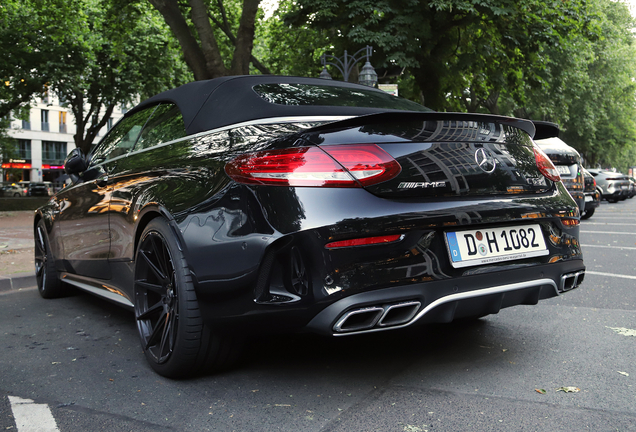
[34,220,67,298]
[134,218,241,378]
[581,208,595,220]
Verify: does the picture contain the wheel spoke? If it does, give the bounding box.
[150,236,169,280]
[158,312,173,359]
[136,300,164,321]
[36,227,46,252]
[140,248,166,281]
[135,279,164,293]
[144,309,168,350]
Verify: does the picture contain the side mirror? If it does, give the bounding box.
[64,148,88,176]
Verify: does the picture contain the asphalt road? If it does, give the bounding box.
[1,199,635,432]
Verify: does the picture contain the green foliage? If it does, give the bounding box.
[255,0,330,77]
[1,0,190,155]
[281,0,636,170]
[0,0,88,118]
[51,0,192,154]
[523,0,636,171]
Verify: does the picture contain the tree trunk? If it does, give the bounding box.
[189,0,229,77]
[231,0,261,75]
[149,0,213,80]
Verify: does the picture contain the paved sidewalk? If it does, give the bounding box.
[0,211,36,292]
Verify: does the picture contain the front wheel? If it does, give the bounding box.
[134,218,241,378]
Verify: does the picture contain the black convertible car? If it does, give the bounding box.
[35,76,585,378]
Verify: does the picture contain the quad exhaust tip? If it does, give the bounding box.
[560,270,585,293]
[333,301,421,333]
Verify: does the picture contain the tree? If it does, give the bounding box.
[284,0,591,112]
[521,0,636,170]
[148,0,269,80]
[51,0,191,154]
[0,0,87,119]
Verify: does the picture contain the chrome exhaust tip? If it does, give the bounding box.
[333,301,422,333]
[333,307,384,333]
[559,270,585,293]
[377,301,421,327]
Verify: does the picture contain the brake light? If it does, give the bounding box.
[225,144,401,187]
[325,234,403,249]
[532,144,561,182]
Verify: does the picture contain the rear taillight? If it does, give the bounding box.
[325,234,403,249]
[532,144,561,182]
[225,144,401,187]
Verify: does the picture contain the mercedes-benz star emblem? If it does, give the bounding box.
[474,148,497,173]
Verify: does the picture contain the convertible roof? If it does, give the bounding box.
[131,75,415,135]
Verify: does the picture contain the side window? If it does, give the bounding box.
[89,107,157,165]
[134,104,186,151]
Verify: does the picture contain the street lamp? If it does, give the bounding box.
[320,45,378,87]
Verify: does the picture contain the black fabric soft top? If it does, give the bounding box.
[130,75,421,135]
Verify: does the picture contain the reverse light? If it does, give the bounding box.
[325,234,404,249]
[225,144,401,187]
[532,144,561,182]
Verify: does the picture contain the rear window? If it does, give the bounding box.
[253,83,431,112]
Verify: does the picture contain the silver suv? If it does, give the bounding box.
[587,169,631,203]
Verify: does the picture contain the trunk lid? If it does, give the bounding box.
[302,113,552,198]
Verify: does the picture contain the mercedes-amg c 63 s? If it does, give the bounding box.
[34,76,585,377]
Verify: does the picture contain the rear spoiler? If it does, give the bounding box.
[302,111,536,138]
[532,121,560,140]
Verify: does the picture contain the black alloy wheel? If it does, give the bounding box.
[134,218,240,378]
[34,219,65,298]
[134,226,180,365]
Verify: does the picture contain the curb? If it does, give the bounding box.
[0,272,36,292]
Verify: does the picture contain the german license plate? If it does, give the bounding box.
[556,165,570,175]
[445,224,548,268]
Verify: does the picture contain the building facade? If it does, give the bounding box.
[2,94,126,186]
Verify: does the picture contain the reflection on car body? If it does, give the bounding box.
[34,76,585,378]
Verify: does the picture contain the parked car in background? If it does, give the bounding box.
[35,75,585,378]
[28,182,52,197]
[0,183,28,197]
[581,167,600,219]
[628,177,636,198]
[587,169,631,202]
[533,122,585,216]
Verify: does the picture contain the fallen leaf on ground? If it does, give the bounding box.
[535,389,546,394]
[556,387,580,393]
[618,371,629,377]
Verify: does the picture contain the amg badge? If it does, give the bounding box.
[398,181,447,189]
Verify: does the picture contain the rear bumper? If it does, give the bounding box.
[305,259,585,336]
[584,191,600,210]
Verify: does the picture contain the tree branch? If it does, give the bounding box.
[208,8,271,74]
[149,0,213,80]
